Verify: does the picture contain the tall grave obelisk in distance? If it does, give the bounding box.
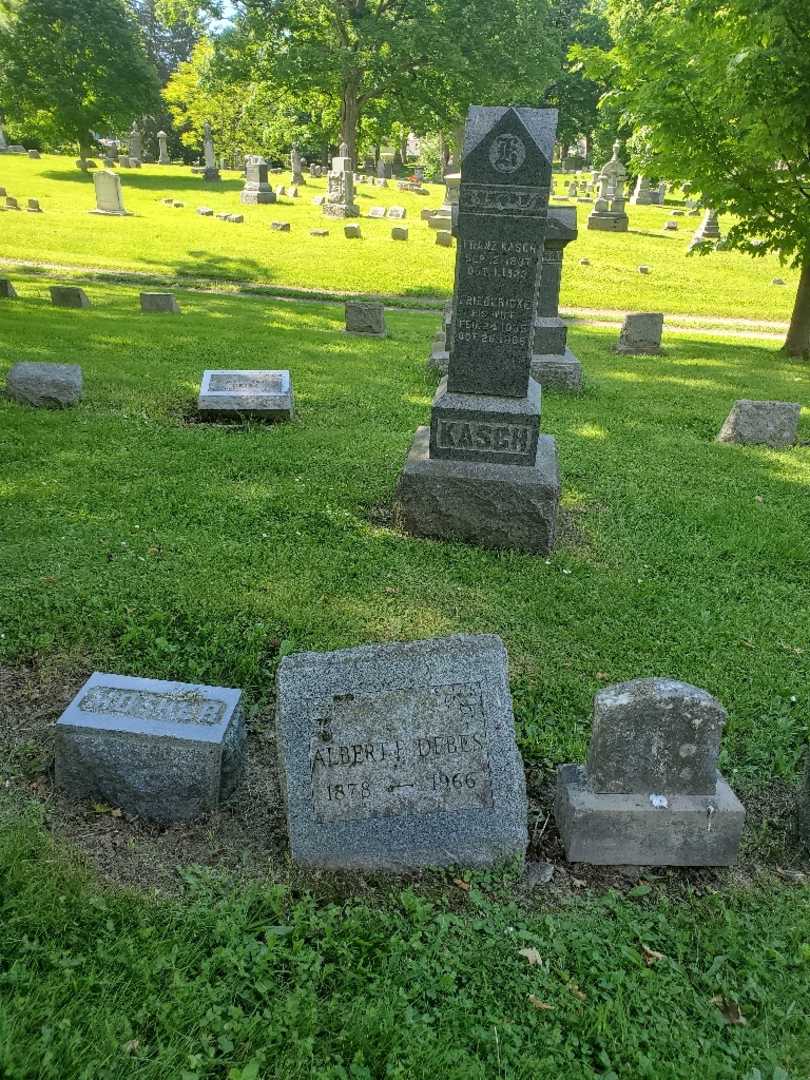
[395,106,561,553]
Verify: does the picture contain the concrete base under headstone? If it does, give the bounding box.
[587,212,628,232]
[395,426,559,554]
[240,190,276,204]
[323,203,360,218]
[555,764,745,865]
[530,350,583,392]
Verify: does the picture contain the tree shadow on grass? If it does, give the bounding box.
[41,170,245,195]
[133,249,276,284]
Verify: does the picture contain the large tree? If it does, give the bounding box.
[175,0,561,164]
[0,0,161,161]
[577,0,810,357]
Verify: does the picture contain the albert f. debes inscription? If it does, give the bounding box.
[310,683,494,823]
[276,635,528,870]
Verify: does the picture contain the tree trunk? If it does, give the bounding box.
[783,250,810,358]
[340,74,360,163]
[78,133,92,167]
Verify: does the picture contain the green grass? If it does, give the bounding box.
[0,153,801,319]
[1,283,809,1077]
[1,813,809,1079]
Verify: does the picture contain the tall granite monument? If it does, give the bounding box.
[587,141,628,231]
[395,106,561,554]
[324,143,359,218]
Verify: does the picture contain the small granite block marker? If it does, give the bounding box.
[275,634,528,870]
[310,228,329,237]
[717,399,800,448]
[6,362,82,407]
[0,278,18,299]
[391,226,408,240]
[5,196,19,209]
[616,312,664,355]
[344,224,362,238]
[271,221,291,231]
[387,206,406,219]
[435,230,452,247]
[140,292,181,314]
[55,672,246,823]
[198,369,294,421]
[50,286,90,309]
[197,206,214,216]
[27,198,42,212]
[555,678,745,865]
[395,104,561,554]
[368,206,386,219]
[346,301,385,336]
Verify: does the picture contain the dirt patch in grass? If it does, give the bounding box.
[1,661,807,900]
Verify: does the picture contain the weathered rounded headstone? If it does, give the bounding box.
[716,399,800,448]
[0,278,18,299]
[55,673,246,823]
[391,226,408,241]
[6,361,83,407]
[616,312,664,355]
[555,678,745,865]
[275,635,528,870]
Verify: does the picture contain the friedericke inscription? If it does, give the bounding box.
[310,683,493,823]
[78,686,225,726]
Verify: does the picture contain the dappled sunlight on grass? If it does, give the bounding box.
[572,423,608,439]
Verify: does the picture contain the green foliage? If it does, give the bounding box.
[0,0,161,155]
[1,812,809,1077]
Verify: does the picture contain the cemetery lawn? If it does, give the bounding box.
[0,153,803,322]
[1,281,810,1077]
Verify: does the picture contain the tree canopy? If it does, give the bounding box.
[0,0,161,158]
[576,0,810,355]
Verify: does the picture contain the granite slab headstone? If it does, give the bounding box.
[55,672,246,823]
[241,161,276,204]
[346,301,385,336]
[555,678,745,865]
[198,369,294,421]
[90,170,130,216]
[717,400,801,448]
[616,312,664,355]
[140,292,181,314]
[6,362,82,407]
[0,278,18,299]
[275,634,528,870]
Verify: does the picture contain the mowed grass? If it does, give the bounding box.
[1,283,810,1077]
[0,152,801,319]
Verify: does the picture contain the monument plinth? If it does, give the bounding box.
[395,105,561,554]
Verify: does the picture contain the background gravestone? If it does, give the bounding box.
[50,285,90,309]
[241,161,276,204]
[140,292,181,314]
[345,301,385,336]
[6,362,82,407]
[555,678,745,865]
[198,369,294,421]
[55,673,245,823]
[90,170,130,216]
[716,399,801,447]
[617,312,664,355]
[275,634,528,870]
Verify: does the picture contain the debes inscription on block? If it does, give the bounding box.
[275,635,528,870]
[309,683,494,824]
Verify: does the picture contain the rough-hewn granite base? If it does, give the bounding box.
[530,350,583,392]
[587,214,628,232]
[395,426,560,553]
[240,190,276,204]
[6,362,83,407]
[322,203,360,218]
[275,634,528,870]
[555,764,745,865]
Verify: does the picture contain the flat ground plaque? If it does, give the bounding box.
[275,634,528,870]
[55,672,245,822]
[198,369,294,420]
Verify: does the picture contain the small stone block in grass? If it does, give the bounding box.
[345,301,385,336]
[435,230,452,247]
[50,286,90,309]
[391,226,408,240]
[344,224,362,238]
[55,672,246,823]
[0,278,18,299]
[140,292,180,314]
[6,362,83,408]
[271,221,291,231]
[716,399,800,447]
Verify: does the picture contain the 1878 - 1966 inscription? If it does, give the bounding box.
[309,682,494,823]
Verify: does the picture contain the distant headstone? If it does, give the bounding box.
[310,228,329,237]
[157,130,170,165]
[387,206,406,219]
[638,265,651,274]
[198,369,294,421]
[312,195,325,206]
[227,213,244,223]
[0,278,18,299]
[129,122,142,165]
[290,145,305,185]
[435,230,452,247]
[391,226,408,240]
[346,301,385,336]
[587,141,628,232]
[530,205,582,392]
[664,220,678,231]
[275,634,528,870]
[241,161,276,204]
[6,362,83,408]
[5,196,19,210]
[368,206,386,219]
[344,223,362,238]
[717,400,800,448]
[616,312,664,355]
[28,149,40,160]
[271,221,291,231]
[288,185,299,197]
[555,678,745,865]
[55,672,246,823]
[689,208,722,250]
[629,174,656,205]
[324,143,359,218]
[90,170,130,216]
[197,206,214,216]
[173,201,184,208]
[274,185,286,196]
[27,198,42,213]
[395,105,561,554]
[50,286,90,309]
[140,292,180,314]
